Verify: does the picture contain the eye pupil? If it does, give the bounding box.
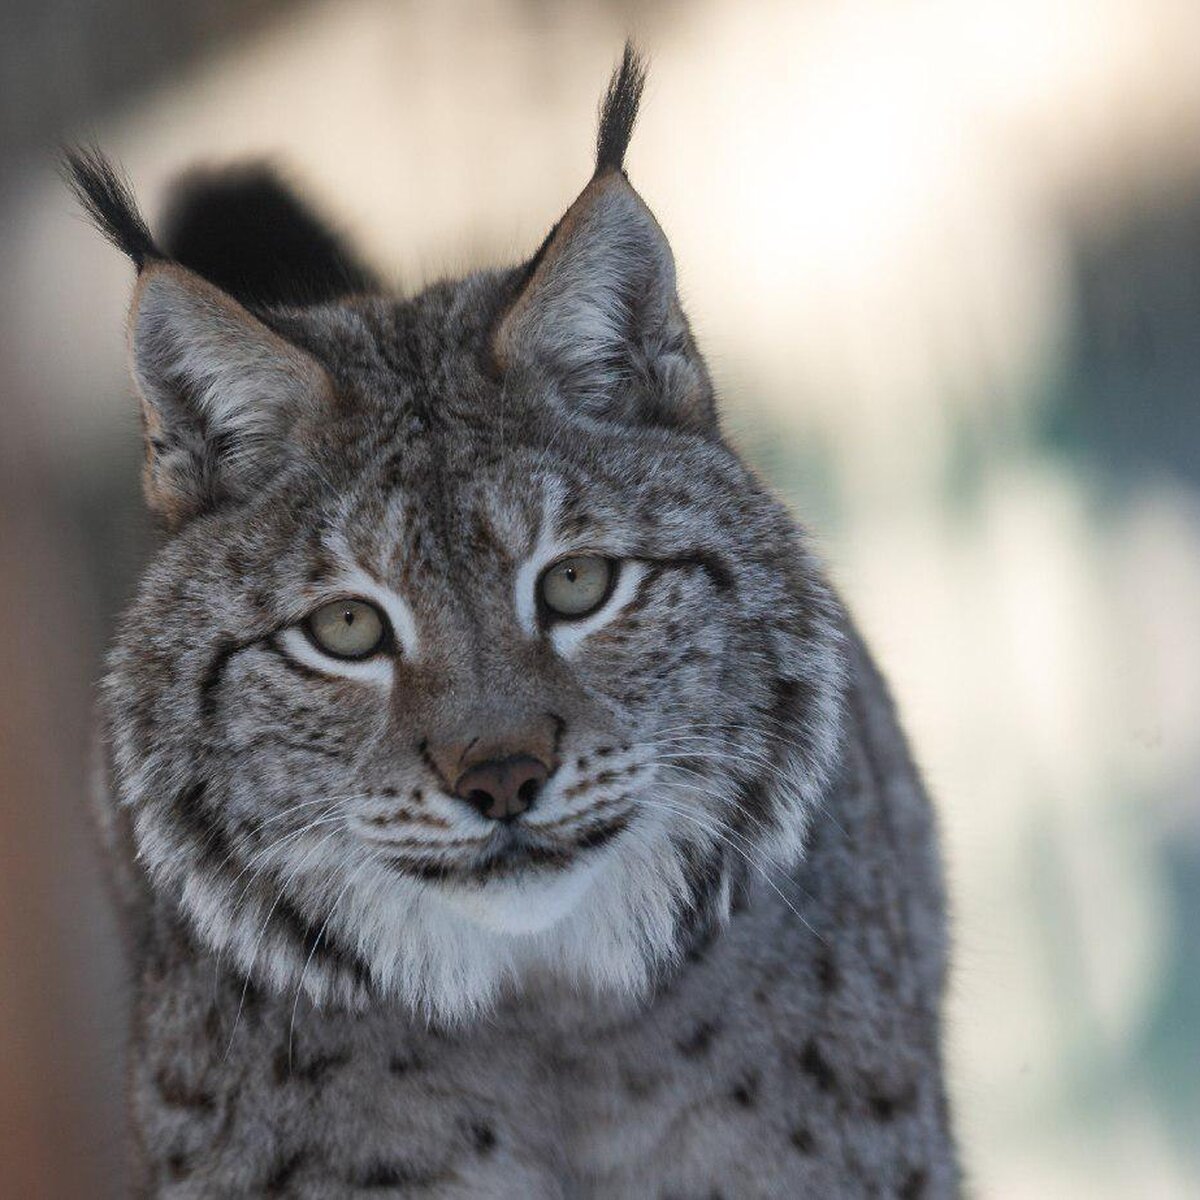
[565,567,577,582]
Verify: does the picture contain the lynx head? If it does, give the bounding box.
[73,47,845,1020]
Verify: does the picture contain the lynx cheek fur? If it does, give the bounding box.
[72,47,958,1199]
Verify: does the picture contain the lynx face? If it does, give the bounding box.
[81,51,845,1019]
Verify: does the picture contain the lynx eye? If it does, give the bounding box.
[540,556,616,619]
[305,598,388,660]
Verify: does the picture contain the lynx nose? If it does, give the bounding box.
[454,756,549,822]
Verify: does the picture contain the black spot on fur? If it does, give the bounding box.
[468,1121,497,1154]
[165,1151,191,1181]
[900,1167,928,1199]
[790,1127,816,1154]
[676,1018,722,1059]
[63,145,161,270]
[798,1038,837,1093]
[814,948,839,994]
[867,1081,917,1122]
[263,1151,307,1194]
[274,1043,350,1087]
[595,43,647,176]
[389,1052,423,1076]
[730,1071,760,1108]
[154,1068,215,1113]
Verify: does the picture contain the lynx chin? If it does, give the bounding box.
[71,43,959,1198]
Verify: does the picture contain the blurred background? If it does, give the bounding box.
[2,1,1198,1195]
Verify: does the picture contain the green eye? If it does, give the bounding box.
[305,598,388,659]
[540,556,616,619]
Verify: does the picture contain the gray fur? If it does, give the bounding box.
[85,45,958,1198]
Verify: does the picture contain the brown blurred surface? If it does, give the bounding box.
[0,448,124,1197]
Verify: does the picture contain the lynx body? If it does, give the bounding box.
[73,48,958,1198]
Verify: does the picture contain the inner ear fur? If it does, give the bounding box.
[492,170,716,434]
[128,261,332,524]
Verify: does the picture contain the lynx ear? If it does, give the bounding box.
[129,262,332,523]
[65,146,334,524]
[492,47,715,433]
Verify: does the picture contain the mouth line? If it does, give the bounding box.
[383,809,633,884]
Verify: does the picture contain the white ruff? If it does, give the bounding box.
[435,858,606,935]
[320,799,709,1022]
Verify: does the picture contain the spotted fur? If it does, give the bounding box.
[78,44,958,1197]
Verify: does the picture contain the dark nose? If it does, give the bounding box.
[454,755,550,822]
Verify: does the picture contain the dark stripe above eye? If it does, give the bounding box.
[644,552,735,594]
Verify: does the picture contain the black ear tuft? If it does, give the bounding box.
[63,145,161,271]
[595,42,648,176]
[160,164,379,307]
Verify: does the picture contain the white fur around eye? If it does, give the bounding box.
[277,627,394,686]
[514,484,567,637]
[550,561,646,658]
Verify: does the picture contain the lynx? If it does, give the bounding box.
[71,46,958,1198]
